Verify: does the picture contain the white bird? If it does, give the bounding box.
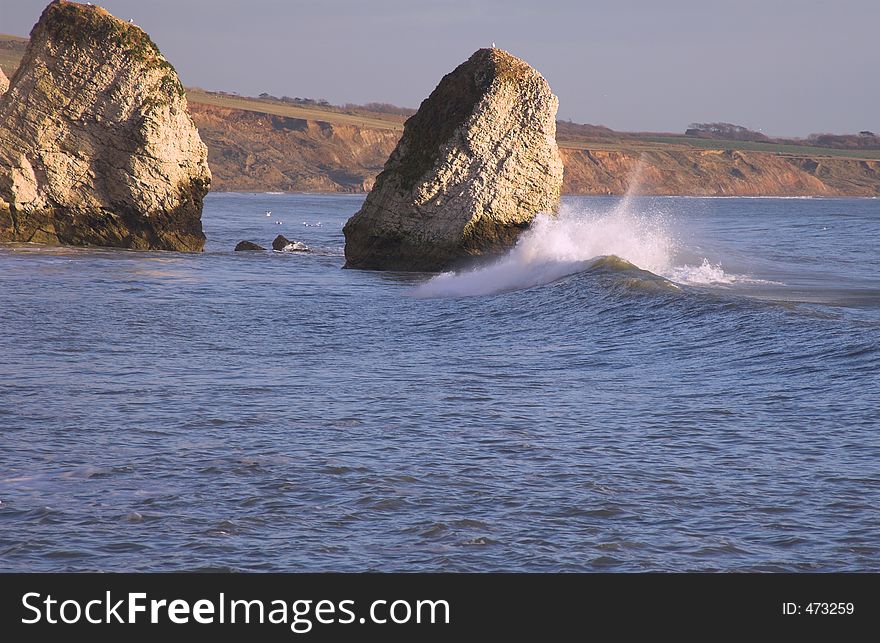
[491,42,496,48]
[266,211,272,216]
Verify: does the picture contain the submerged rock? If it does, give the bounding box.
[272,234,308,252]
[272,234,292,251]
[343,48,563,271]
[0,1,210,251]
[0,67,8,96]
[234,240,265,251]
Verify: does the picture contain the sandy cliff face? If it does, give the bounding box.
[343,48,564,271]
[188,105,880,198]
[190,103,399,193]
[561,148,880,196]
[0,1,210,251]
[0,67,8,95]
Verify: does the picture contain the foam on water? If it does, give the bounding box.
[666,258,779,286]
[415,190,757,298]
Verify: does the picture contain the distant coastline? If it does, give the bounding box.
[189,99,880,197]
[2,33,879,197]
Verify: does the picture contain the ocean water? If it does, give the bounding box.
[1,193,878,572]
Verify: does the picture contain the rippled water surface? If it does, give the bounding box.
[1,194,878,571]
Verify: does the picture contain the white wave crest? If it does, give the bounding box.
[415,195,762,298]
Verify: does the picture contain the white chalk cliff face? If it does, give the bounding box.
[0,1,210,251]
[343,48,564,271]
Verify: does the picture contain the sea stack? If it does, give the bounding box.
[0,1,210,251]
[234,240,265,251]
[343,48,563,271]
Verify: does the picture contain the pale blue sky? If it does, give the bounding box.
[1,0,877,136]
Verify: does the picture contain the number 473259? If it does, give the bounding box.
[807,603,854,615]
[783,603,855,615]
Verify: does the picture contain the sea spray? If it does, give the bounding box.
[414,192,756,298]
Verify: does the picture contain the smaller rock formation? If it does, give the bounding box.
[272,234,292,251]
[234,240,264,251]
[0,1,210,251]
[0,67,8,95]
[343,48,563,271]
[272,234,308,252]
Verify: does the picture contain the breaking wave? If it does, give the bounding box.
[415,191,767,298]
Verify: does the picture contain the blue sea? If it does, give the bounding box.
[1,193,878,571]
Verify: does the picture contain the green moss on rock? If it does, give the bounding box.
[34,1,182,101]
[387,48,536,192]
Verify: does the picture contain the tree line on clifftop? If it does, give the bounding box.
[686,122,880,150]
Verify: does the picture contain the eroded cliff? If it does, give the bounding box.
[190,103,399,193]
[561,148,880,196]
[187,102,880,198]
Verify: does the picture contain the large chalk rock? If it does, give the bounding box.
[0,1,210,251]
[343,48,563,271]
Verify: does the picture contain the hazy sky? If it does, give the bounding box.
[1,0,877,136]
